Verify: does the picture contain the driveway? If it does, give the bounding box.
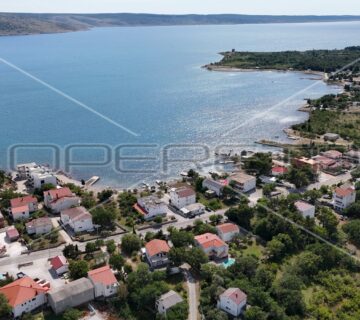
[0,231,26,258]
[185,271,199,320]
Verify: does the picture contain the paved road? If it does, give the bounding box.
[185,271,198,320]
[137,208,227,237]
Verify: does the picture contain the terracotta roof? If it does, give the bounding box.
[294,201,315,212]
[51,255,68,270]
[10,196,37,209]
[0,277,48,307]
[6,227,19,239]
[272,166,288,174]
[195,233,226,249]
[26,217,51,229]
[61,206,92,222]
[145,239,170,257]
[11,205,29,214]
[175,187,196,198]
[216,223,239,234]
[45,187,73,201]
[88,265,117,286]
[221,288,247,305]
[133,203,147,216]
[335,187,355,197]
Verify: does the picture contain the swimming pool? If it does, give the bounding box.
[222,258,235,268]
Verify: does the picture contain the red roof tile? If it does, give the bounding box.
[195,233,226,249]
[221,288,247,305]
[0,277,48,307]
[11,205,29,214]
[44,187,73,201]
[10,196,37,209]
[335,187,355,197]
[88,265,117,286]
[272,166,288,174]
[145,239,170,257]
[50,255,68,270]
[175,187,196,198]
[216,223,239,234]
[6,227,19,239]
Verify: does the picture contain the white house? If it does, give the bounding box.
[10,205,30,221]
[26,217,52,235]
[180,203,205,218]
[60,206,94,233]
[10,196,38,220]
[169,187,196,209]
[156,290,183,315]
[230,172,256,193]
[88,265,118,298]
[294,201,316,218]
[133,196,167,221]
[51,255,69,275]
[216,223,240,242]
[217,288,247,317]
[44,187,80,213]
[202,178,227,196]
[26,165,57,189]
[16,162,37,180]
[194,233,228,260]
[145,239,170,268]
[0,277,48,318]
[333,186,356,211]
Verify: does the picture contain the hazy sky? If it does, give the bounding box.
[1,0,360,15]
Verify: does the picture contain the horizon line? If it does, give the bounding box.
[2,12,360,17]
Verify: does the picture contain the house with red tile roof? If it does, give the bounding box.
[50,255,69,275]
[169,187,196,209]
[6,227,20,242]
[88,265,118,298]
[10,196,38,221]
[145,239,170,268]
[60,206,93,233]
[0,276,48,318]
[333,186,356,211]
[271,166,288,176]
[216,223,240,242]
[217,287,247,317]
[194,233,228,260]
[44,187,80,213]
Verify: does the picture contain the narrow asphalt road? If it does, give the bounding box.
[185,271,199,320]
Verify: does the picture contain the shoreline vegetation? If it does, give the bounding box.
[206,46,360,149]
[2,13,360,36]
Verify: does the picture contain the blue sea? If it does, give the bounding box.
[0,21,359,187]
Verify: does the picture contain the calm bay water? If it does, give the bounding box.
[0,22,359,187]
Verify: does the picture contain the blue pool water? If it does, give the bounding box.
[222,257,236,268]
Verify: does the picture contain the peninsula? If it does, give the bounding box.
[206,46,360,73]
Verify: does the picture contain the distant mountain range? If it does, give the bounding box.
[1,13,360,36]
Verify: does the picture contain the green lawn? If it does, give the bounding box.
[240,240,265,258]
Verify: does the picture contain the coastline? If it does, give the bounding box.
[204,64,347,147]
[203,64,326,80]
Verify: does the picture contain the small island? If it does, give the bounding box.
[206,46,360,75]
